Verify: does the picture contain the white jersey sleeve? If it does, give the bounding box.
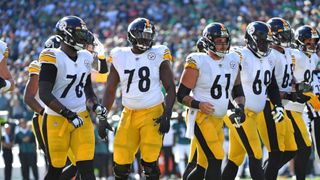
[0,40,9,62]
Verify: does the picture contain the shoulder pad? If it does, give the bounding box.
[39,49,57,65]
[155,45,173,61]
[185,53,201,70]
[28,60,41,75]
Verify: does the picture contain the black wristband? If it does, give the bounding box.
[59,107,77,120]
[191,100,200,109]
[0,77,6,88]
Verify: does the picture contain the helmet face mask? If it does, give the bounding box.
[56,16,93,51]
[128,18,155,52]
[202,23,231,58]
[245,21,273,58]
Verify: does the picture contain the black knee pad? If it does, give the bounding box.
[113,163,131,180]
[183,161,197,180]
[76,160,95,180]
[141,159,160,180]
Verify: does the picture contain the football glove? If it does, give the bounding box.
[271,105,284,123]
[93,104,113,141]
[60,108,84,128]
[94,36,106,60]
[0,77,11,92]
[154,109,172,135]
[227,105,245,128]
[296,82,313,93]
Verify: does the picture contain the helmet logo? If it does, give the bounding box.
[311,27,319,39]
[58,21,67,31]
[45,40,53,48]
[247,24,255,35]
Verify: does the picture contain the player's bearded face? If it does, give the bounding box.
[304,38,317,52]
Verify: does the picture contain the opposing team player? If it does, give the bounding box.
[100,17,176,180]
[177,23,245,179]
[222,21,284,180]
[256,17,298,180]
[38,16,111,179]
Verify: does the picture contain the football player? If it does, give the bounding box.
[100,17,176,180]
[256,17,298,180]
[288,25,319,180]
[178,22,245,179]
[221,21,284,180]
[182,37,206,180]
[38,16,111,179]
[0,40,14,92]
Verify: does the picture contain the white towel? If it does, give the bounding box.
[186,108,197,139]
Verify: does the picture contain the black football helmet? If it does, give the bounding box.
[202,22,231,57]
[295,25,320,54]
[245,21,273,57]
[267,17,292,48]
[196,37,207,53]
[127,17,155,51]
[44,35,62,48]
[55,16,93,51]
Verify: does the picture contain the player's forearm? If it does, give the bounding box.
[164,84,176,112]
[102,87,116,111]
[84,74,99,110]
[24,97,44,115]
[39,81,66,114]
[267,77,282,106]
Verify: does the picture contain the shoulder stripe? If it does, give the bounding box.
[39,51,56,64]
[291,55,296,70]
[185,56,198,70]
[3,48,8,58]
[108,56,113,62]
[163,49,173,61]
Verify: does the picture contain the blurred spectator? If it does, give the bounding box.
[15,119,38,180]
[93,124,109,179]
[172,113,190,177]
[1,123,14,180]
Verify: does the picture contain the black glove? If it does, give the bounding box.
[154,109,172,134]
[286,92,310,103]
[0,77,6,89]
[98,120,113,141]
[296,82,313,93]
[227,104,245,128]
[93,104,108,121]
[60,108,84,128]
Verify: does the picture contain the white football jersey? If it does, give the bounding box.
[292,49,317,84]
[240,47,273,113]
[0,40,8,62]
[110,45,172,109]
[269,48,294,93]
[39,48,94,115]
[28,60,46,108]
[185,52,240,117]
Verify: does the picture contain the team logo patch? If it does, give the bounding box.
[84,59,90,69]
[230,61,236,69]
[147,52,156,60]
[59,21,67,31]
[247,24,255,35]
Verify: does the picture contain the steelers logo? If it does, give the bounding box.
[247,24,255,35]
[230,61,236,69]
[59,21,67,31]
[147,52,156,60]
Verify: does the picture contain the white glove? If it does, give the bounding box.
[94,36,106,59]
[271,105,284,123]
[93,104,108,121]
[71,116,84,128]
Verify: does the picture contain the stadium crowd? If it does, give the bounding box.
[0,0,320,179]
